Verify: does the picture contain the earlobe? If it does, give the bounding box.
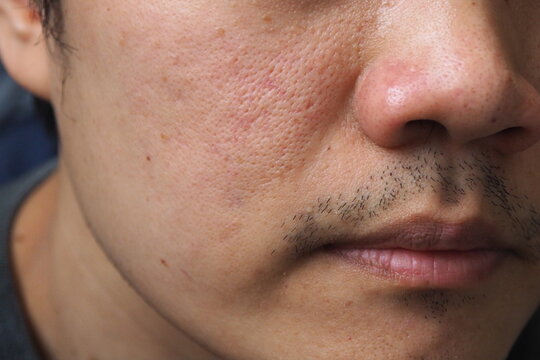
[0,0,51,100]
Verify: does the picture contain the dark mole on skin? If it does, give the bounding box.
[146,155,152,162]
[160,258,169,268]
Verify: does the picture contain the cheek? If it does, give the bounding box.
[100,10,351,207]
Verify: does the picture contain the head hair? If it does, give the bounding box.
[29,0,63,42]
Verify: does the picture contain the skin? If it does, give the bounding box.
[2,0,540,359]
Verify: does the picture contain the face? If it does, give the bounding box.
[50,1,540,359]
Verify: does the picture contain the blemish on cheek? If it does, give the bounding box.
[119,31,128,48]
[160,258,169,267]
[218,221,243,243]
[233,114,258,135]
[216,28,226,37]
[263,15,273,23]
[160,133,170,142]
[146,155,152,162]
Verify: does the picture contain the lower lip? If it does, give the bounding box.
[326,247,507,287]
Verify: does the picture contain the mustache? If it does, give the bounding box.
[280,148,540,262]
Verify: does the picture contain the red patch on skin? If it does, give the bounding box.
[234,115,258,135]
[345,301,353,307]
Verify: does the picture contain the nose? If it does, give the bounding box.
[354,39,540,155]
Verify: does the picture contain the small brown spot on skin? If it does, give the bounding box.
[216,28,226,37]
[146,155,152,162]
[327,146,332,151]
[160,133,170,141]
[263,15,272,23]
[160,258,169,268]
[345,300,353,307]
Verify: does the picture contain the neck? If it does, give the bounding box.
[11,160,219,360]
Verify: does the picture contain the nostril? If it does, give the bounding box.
[493,126,533,154]
[405,119,441,130]
[403,120,446,144]
[498,126,525,137]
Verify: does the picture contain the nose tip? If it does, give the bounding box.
[354,58,540,154]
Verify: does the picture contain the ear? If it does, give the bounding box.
[0,0,50,99]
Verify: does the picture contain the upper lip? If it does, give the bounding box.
[326,217,510,252]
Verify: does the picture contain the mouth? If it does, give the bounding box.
[320,218,514,288]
